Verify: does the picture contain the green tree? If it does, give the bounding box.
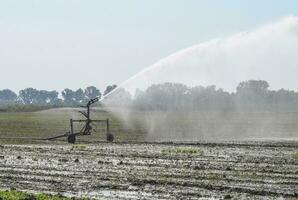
[104,84,117,96]
[62,88,85,105]
[62,88,76,105]
[74,88,85,103]
[236,80,269,105]
[19,88,39,104]
[19,88,60,105]
[0,89,17,104]
[84,86,101,100]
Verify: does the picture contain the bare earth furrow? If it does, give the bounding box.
[0,142,297,199]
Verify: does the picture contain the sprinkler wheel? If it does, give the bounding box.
[107,132,114,142]
[67,134,76,144]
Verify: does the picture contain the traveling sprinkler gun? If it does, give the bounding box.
[45,97,114,144]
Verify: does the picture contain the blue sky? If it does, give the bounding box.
[1,0,298,92]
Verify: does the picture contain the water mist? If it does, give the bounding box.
[101,16,298,141]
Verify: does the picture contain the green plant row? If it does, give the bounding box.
[0,190,90,200]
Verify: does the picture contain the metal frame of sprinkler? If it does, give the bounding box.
[46,97,114,143]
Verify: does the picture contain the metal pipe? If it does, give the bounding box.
[70,119,74,134]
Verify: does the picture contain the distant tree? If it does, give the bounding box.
[104,84,117,96]
[189,85,232,110]
[19,88,39,104]
[18,88,60,105]
[236,80,269,93]
[62,88,85,105]
[134,83,188,110]
[4,79,298,111]
[0,89,17,104]
[236,80,269,105]
[74,88,85,103]
[268,89,298,110]
[31,90,58,105]
[47,90,61,105]
[104,87,132,106]
[189,85,215,110]
[62,88,76,105]
[39,90,60,105]
[84,86,101,100]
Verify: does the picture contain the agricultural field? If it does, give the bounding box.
[0,141,297,199]
[1,108,298,143]
[0,108,146,143]
[0,109,297,199]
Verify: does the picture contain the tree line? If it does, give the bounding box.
[2,80,298,112]
[0,85,117,106]
[109,80,298,112]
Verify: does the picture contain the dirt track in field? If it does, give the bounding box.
[0,141,297,199]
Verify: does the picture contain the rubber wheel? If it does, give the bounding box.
[67,134,76,144]
[107,132,114,142]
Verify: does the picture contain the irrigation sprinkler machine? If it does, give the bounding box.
[47,97,114,144]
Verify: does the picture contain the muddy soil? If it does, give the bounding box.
[0,141,297,199]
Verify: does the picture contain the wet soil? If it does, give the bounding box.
[0,141,297,199]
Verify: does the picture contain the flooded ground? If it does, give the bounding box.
[0,141,297,199]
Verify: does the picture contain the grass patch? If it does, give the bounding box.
[0,109,144,143]
[0,104,63,113]
[207,173,220,181]
[292,152,298,159]
[0,189,89,200]
[71,144,87,150]
[1,110,298,144]
[162,147,203,155]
